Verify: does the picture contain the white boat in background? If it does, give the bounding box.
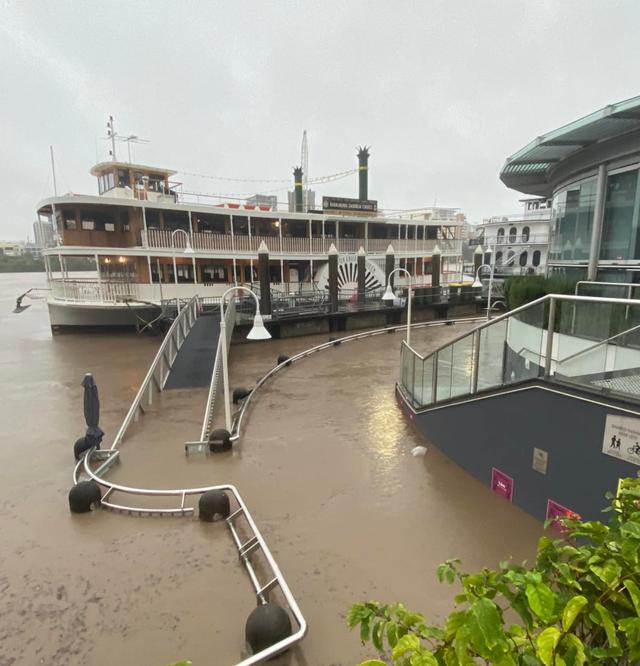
[38,150,466,329]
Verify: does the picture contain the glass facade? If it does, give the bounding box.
[549,179,596,261]
[600,168,640,260]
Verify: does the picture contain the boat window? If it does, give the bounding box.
[533,250,541,266]
[65,217,77,230]
[82,220,95,230]
[203,265,227,283]
[497,228,505,242]
[509,226,517,242]
[522,226,530,242]
[519,251,528,266]
[117,169,128,188]
[123,223,130,232]
[104,223,115,232]
[495,251,503,265]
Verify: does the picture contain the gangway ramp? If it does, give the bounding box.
[164,311,220,389]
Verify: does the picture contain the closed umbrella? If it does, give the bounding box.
[82,373,104,449]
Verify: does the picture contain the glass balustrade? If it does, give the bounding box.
[399,294,640,410]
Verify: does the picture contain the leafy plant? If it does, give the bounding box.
[348,477,640,665]
[504,276,577,310]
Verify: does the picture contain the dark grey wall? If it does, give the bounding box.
[401,384,639,522]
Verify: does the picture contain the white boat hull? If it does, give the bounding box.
[47,299,160,329]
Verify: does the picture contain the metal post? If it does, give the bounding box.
[486,246,495,321]
[471,329,481,394]
[188,210,196,284]
[432,351,439,402]
[258,241,271,315]
[357,246,366,305]
[587,164,607,281]
[328,244,338,313]
[407,280,412,346]
[95,253,102,302]
[544,297,556,378]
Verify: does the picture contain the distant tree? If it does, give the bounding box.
[348,477,640,665]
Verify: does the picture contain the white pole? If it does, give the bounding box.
[407,278,412,346]
[487,245,495,321]
[50,146,58,196]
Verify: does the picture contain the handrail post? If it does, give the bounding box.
[431,351,439,402]
[471,329,480,394]
[544,297,556,378]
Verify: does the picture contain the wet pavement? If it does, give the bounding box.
[0,274,542,666]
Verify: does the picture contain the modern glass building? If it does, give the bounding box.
[500,95,640,283]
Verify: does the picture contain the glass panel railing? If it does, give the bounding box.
[450,335,475,398]
[477,319,508,392]
[436,344,454,402]
[504,301,546,383]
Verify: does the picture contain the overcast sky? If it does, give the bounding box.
[2,0,640,240]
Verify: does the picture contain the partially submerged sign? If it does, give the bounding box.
[491,467,514,502]
[602,414,640,466]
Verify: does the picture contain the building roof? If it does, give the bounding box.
[500,95,640,196]
[90,161,177,177]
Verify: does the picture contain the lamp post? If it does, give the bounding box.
[170,228,194,313]
[381,267,413,345]
[472,245,517,320]
[219,286,271,432]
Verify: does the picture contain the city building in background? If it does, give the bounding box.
[472,199,551,276]
[500,94,640,283]
[33,219,56,250]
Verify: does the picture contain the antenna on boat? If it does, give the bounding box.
[106,115,117,160]
[49,145,58,196]
[119,135,150,163]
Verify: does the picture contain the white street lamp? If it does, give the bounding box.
[382,267,413,345]
[219,286,271,431]
[473,245,518,320]
[170,228,194,313]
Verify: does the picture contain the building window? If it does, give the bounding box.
[509,226,517,242]
[495,251,503,265]
[550,178,596,262]
[532,250,541,266]
[519,251,528,266]
[522,226,530,242]
[507,250,515,265]
[600,168,640,261]
[82,220,95,230]
[497,228,505,243]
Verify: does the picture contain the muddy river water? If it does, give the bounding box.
[0,273,542,666]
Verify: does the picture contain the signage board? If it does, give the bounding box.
[532,447,548,474]
[322,196,378,213]
[602,414,640,466]
[491,468,514,502]
[546,499,580,533]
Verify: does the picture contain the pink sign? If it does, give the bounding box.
[491,468,514,502]
[546,499,581,533]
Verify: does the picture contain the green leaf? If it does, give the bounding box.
[386,621,398,648]
[360,616,371,644]
[562,595,588,632]
[471,597,503,650]
[357,661,387,666]
[371,619,384,651]
[525,582,556,621]
[392,633,421,659]
[589,558,622,587]
[595,602,621,650]
[621,520,640,539]
[536,626,561,666]
[624,579,640,615]
[560,633,586,666]
[409,651,438,666]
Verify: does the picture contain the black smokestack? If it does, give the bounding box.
[293,166,303,212]
[357,146,370,201]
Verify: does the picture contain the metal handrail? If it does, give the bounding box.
[200,299,236,441]
[76,454,306,666]
[111,295,200,449]
[559,321,640,365]
[575,280,640,296]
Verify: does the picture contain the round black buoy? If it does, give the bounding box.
[68,481,102,513]
[208,428,232,453]
[232,387,252,404]
[73,436,91,461]
[276,354,291,367]
[198,490,230,522]
[245,603,292,654]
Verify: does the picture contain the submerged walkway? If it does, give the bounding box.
[164,312,220,390]
[101,323,543,665]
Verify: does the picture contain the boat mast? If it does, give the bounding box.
[106,115,117,161]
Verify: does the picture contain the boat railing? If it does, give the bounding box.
[110,294,201,448]
[49,277,140,303]
[142,228,462,256]
[399,293,640,410]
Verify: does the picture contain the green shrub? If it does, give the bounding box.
[504,276,578,310]
[348,476,640,665]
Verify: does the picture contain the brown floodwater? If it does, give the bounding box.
[0,273,542,666]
